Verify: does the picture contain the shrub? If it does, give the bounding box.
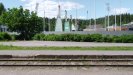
[33,34,133,43]
[32,34,45,40]
[0,32,12,41]
[90,34,103,42]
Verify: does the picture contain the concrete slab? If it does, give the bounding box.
[0,41,133,47]
[0,50,133,56]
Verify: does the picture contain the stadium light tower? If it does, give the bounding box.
[106,3,110,31]
[43,11,45,32]
[89,0,92,28]
[115,8,117,31]
[94,0,96,31]
[104,0,107,31]
[120,0,122,31]
[75,6,78,31]
[86,10,89,25]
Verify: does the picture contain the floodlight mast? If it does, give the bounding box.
[43,11,45,32]
[75,6,78,31]
[104,0,107,31]
[94,0,96,31]
[48,18,51,31]
[120,0,122,31]
[87,10,89,25]
[89,0,92,29]
[106,3,110,31]
[115,9,117,31]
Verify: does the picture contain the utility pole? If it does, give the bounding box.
[106,3,110,31]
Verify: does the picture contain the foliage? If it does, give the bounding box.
[0,6,43,40]
[0,32,12,41]
[0,3,6,16]
[33,34,133,43]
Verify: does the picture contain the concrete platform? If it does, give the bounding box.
[0,50,133,56]
[0,41,133,47]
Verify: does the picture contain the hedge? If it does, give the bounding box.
[33,34,133,43]
[0,32,13,41]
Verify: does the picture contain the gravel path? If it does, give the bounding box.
[0,41,133,47]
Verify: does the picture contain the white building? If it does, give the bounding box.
[0,25,8,32]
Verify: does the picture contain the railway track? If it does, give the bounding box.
[0,55,133,67]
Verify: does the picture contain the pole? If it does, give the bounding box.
[104,0,107,31]
[89,0,92,28]
[115,9,117,31]
[87,10,88,26]
[120,0,122,31]
[75,6,78,31]
[48,19,51,31]
[107,3,110,31]
[94,0,96,31]
[43,11,45,32]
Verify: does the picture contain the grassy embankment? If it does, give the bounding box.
[0,45,133,51]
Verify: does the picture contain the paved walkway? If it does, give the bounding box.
[0,50,133,56]
[0,41,133,47]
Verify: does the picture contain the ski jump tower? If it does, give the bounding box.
[55,5,63,32]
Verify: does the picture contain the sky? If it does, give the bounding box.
[0,0,132,19]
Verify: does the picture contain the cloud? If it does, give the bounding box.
[20,0,84,18]
[111,8,130,15]
[78,16,86,19]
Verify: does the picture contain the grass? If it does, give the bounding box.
[0,45,133,51]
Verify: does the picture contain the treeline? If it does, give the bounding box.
[42,13,133,31]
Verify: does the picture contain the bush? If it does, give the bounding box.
[32,34,45,40]
[90,34,103,42]
[33,33,133,43]
[0,32,12,41]
[102,35,113,42]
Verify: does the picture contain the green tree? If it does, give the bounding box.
[0,3,6,16]
[0,6,43,40]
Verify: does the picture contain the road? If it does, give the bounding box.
[0,41,133,47]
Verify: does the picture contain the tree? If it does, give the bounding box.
[0,3,6,16]
[0,6,43,40]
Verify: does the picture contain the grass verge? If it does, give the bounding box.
[0,45,133,51]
